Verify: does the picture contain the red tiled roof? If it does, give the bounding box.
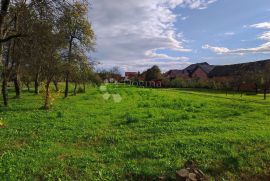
[125,72,137,78]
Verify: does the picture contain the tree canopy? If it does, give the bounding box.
[145,65,162,81]
[0,0,98,108]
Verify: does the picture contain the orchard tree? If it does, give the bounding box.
[38,23,65,109]
[145,65,162,81]
[9,2,34,98]
[0,0,97,107]
[0,0,24,44]
[58,2,95,98]
[0,0,30,105]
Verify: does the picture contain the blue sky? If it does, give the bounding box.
[89,0,270,72]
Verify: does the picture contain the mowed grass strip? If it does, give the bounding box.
[0,85,270,180]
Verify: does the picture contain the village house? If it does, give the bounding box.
[124,72,138,81]
[164,70,188,80]
[209,59,270,91]
[106,74,123,83]
[184,62,215,80]
[209,59,270,80]
[125,59,270,91]
[164,62,215,81]
[165,59,270,91]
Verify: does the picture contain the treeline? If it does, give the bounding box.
[129,65,270,99]
[162,78,270,100]
[0,0,101,109]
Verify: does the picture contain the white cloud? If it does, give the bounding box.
[229,42,270,54]
[203,21,270,55]
[95,59,192,73]
[184,0,217,9]
[89,0,217,71]
[250,22,270,29]
[202,43,270,55]
[165,0,217,9]
[202,44,230,54]
[181,16,189,20]
[224,32,235,36]
[145,49,189,61]
[259,31,270,41]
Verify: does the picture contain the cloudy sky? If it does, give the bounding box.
[89,0,270,73]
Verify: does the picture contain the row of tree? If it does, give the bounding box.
[0,0,100,109]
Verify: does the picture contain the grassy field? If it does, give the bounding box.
[0,84,270,180]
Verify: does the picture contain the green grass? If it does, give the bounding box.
[0,84,270,180]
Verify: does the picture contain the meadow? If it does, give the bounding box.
[0,84,270,180]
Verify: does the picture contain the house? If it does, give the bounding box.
[130,59,270,90]
[209,59,270,79]
[208,59,270,91]
[107,74,123,83]
[165,62,215,81]
[184,62,215,80]
[166,59,270,82]
[124,72,138,81]
[164,70,189,80]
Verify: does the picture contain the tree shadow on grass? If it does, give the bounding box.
[162,88,270,105]
[125,172,175,181]
[239,173,270,181]
[0,106,41,113]
[207,156,270,181]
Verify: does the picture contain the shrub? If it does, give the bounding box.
[0,118,5,127]
[77,87,85,93]
[161,78,170,88]
[56,112,64,118]
[124,113,139,124]
[171,77,184,88]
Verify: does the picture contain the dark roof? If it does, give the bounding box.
[208,59,270,77]
[184,62,208,71]
[184,62,215,75]
[125,72,137,77]
[197,64,215,74]
[164,69,185,77]
[164,62,215,78]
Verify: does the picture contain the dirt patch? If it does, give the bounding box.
[239,172,270,181]
[0,124,6,128]
[125,173,169,181]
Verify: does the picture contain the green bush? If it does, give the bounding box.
[77,87,85,93]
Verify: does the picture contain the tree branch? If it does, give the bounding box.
[0,34,26,43]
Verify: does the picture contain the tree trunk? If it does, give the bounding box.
[264,84,267,100]
[2,79,8,106]
[0,2,12,107]
[44,81,50,110]
[13,74,20,98]
[26,83,30,92]
[64,73,69,97]
[34,73,39,94]
[1,42,11,106]
[255,84,258,95]
[73,82,77,96]
[83,83,86,93]
[53,80,59,92]
[64,38,73,98]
